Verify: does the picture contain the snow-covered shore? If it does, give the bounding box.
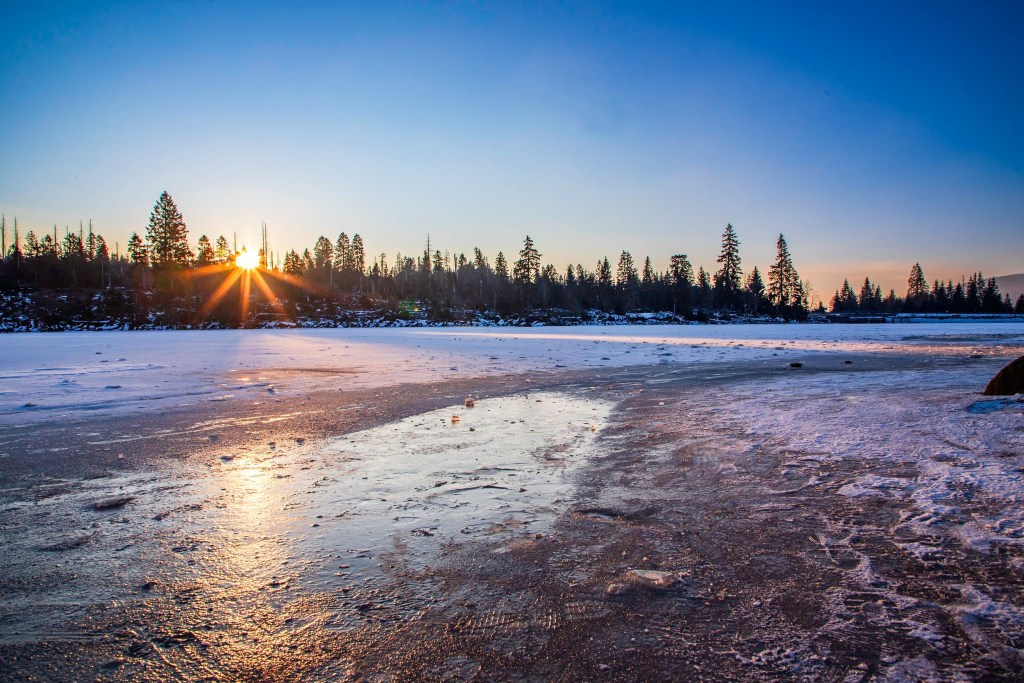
[2,323,1022,424]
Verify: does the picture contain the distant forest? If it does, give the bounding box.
[1,192,1021,330]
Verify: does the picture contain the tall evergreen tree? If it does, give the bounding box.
[351,234,366,275]
[596,257,613,289]
[494,251,509,280]
[981,277,1002,312]
[668,254,694,315]
[214,235,231,263]
[335,232,351,271]
[145,191,192,267]
[641,256,654,288]
[858,277,876,311]
[616,251,638,288]
[313,236,333,271]
[745,266,765,315]
[195,235,215,265]
[767,234,799,311]
[283,249,304,275]
[513,235,541,286]
[906,263,928,298]
[127,232,148,266]
[714,223,743,310]
[696,266,712,309]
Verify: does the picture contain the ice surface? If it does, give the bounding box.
[2,322,1021,424]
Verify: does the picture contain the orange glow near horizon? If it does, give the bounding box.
[194,252,333,321]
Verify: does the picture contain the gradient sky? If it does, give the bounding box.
[2,1,1022,300]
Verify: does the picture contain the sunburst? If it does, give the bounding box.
[194,250,336,323]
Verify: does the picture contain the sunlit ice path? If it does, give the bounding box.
[2,323,1024,681]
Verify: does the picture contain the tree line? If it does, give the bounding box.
[829,263,1023,315]
[1,191,1020,327]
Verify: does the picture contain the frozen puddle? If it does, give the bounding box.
[202,390,612,594]
[299,392,609,565]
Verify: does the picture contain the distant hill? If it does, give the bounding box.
[995,273,1024,301]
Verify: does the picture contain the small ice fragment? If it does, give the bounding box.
[93,495,134,510]
[628,569,684,588]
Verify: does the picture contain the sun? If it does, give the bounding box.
[236,250,259,270]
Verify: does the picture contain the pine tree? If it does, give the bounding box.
[882,289,898,312]
[668,254,693,315]
[616,251,638,288]
[843,280,858,310]
[858,277,875,311]
[906,263,928,299]
[641,256,654,288]
[62,230,85,260]
[697,266,712,309]
[351,234,366,275]
[965,273,981,311]
[1016,294,1024,313]
[195,235,215,265]
[473,247,488,270]
[214,235,231,263]
[283,249,304,275]
[85,221,97,259]
[714,223,742,310]
[745,266,765,315]
[335,232,351,271]
[513,235,541,286]
[127,232,147,265]
[313,236,333,271]
[145,191,192,267]
[494,252,509,280]
[24,231,40,257]
[596,257,613,289]
[981,277,1002,312]
[767,234,803,314]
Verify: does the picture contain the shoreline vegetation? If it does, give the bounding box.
[2,192,1022,332]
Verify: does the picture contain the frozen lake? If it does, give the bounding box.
[3,322,1023,425]
[1,323,1023,680]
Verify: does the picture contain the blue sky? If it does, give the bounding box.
[2,1,1022,299]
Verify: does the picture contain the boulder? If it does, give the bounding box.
[983,355,1024,395]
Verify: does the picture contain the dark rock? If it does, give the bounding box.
[789,362,803,368]
[984,355,1024,395]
